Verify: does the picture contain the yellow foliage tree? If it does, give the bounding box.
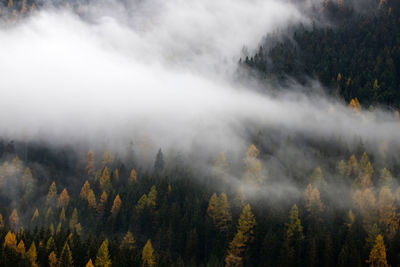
[80,180,91,199]
[349,98,361,113]
[86,150,95,177]
[46,181,57,205]
[111,194,122,215]
[378,186,398,239]
[304,184,324,214]
[9,209,19,230]
[4,231,17,249]
[27,242,38,267]
[129,169,137,183]
[48,251,58,267]
[142,240,156,267]
[244,144,262,183]
[95,240,112,267]
[366,234,388,267]
[16,240,26,257]
[58,188,70,207]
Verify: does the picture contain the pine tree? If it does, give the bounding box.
[95,240,112,267]
[58,188,70,207]
[86,150,95,177]
[154,149,165,173]
[48,251,58,267]
[111,194,122,215]
[366,235,388,267]
[142,240,156,267]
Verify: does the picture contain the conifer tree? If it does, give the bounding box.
[58,188,70,207]
[304,184,324,214]
[147,186,157,208]
[47,181,57,205]
[95,240,112,267]
[22,167,34,197]
[9,209,19,229]
[69,208,79,232]
[121,231,136,249]
[87,189,97,209]
[86,259,94,267]
[310,167,325,187]
[379,168,392,188]
[59,242,73,267]
[214,152,229,173]
[0,214,4,229]
[97,191,108,216]
[100,167,111,191]
[214,193,232,232]
[244,144,262,183]
[237,204,256,241]
[27,242,38,267]
[366,235,388,267]
[86,150,95,177]
[48,251,58,267]
[207,193,217,219]
[31,209,39,225]
[283,204,304,266]
[129,169,137,183]
[142,240,156,267]
[4,231,17,249]
[80,180,91,199]
[347,155,359,177]
[378,186,398,239]
[16,240,25,257]
[337,160,347,176]
[102,152,113,167]
[113,168,119,183]
[111,194,122,215]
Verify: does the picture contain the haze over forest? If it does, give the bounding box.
[0,0,400,266]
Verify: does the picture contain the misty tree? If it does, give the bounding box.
[142,240,156,267]
[366,235,388,267]
[154,149,165,174]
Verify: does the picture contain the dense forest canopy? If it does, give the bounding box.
[0,0,400,266]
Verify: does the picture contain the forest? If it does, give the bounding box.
[0,0,400,266]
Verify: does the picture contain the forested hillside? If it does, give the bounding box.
[243,0,400,107]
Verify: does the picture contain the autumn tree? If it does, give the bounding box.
[87,189,97,209]
[58,188,70,207]
[95,240,112,267]
[347,155,359,177]
[349,98,361,113]
[378,186,398,239]
[121,231,136,249]
[282,204,304,266]
[309,167,326,188]
[48,251,58,267]
[142,240,156,267]
[129,169,137,183]
[46,181,57,205]
[59,241,73,267]
[100,166,112,192]
[207,193,232,232]
[22,167,34,197]
[237,204,256,241]
[147,186,157,208]
[9,209,19,230]
[31,209,39,225]
[102,151,113,167]
[353,188,378,229]
[379,168,392,188]
[16,240,25,257]
[111,194,122,215]
[244,144,262,183]
[337,160,347,176]
[304,184,324,215]
[80,180,91,199]
[86,150,96,177]
[366,235,388,267]
[4,231,17,249]
[214,152,229,173]
[27,242,38,267]
[97,191,108,216]
[86,259,94,267]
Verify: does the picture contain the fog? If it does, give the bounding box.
[0,0,398,162]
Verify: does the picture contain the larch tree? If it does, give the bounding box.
[100,166,111,192]
[378,186,398,239]
[80,180,91,199]
[283,204,304,266]
[69,208,79,233]
[349,98,361,113]
[379,168,392,188]
[87,189,97,209]
[86,150,95,177]
[16,240,25,257]
[86,259,95,267]
[337,160,347,176]
[95,240,112,267]
[129,169,137,183]
[225,231,246,267]
[366,235,388,267]
[97,191,108,216]
[48,251,58,267]
[27,242,38,267]
[304,184,324,215]
[22,167,34,197]
[111,194,122,215]
[237,204,256,241]
[207,193,218,219]
[142,240,156,267]
[121,231,136,249]
[214,152,229,173]
[9,209,19,230]
[4,231,17,249]
[59,241,73,267]
[46,181,57,205]
[214,193,232,232]
[0,214,4,229]
[147,186,157,208]
[101,151,113,167]
[347,155,359,177]
[31,208,39,225]
[309,167,326,188]
[58,188,70,207]
[244,144,262,184]
[113,168,119,183]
